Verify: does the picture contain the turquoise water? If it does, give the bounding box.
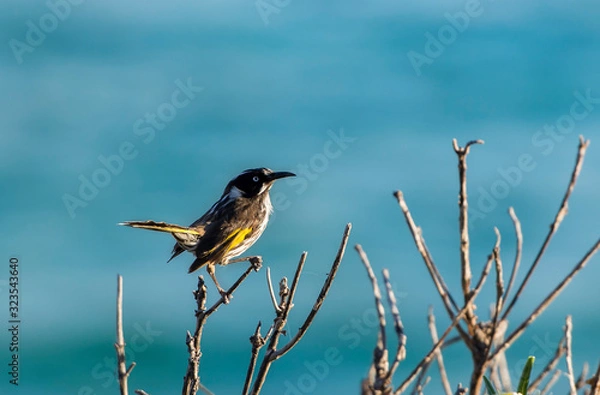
[1,0,599,394]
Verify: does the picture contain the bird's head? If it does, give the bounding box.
[225,168,295,198]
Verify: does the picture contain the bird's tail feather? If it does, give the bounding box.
[118,220,203,235]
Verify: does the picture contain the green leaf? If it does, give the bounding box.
[482,376,498,395]
[517,356,535,395]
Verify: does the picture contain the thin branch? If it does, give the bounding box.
[452,138,484,316]
[135,391,151,395]
[427,307,453,395]
[503,207,522,307]
[576,362,590,391]
[502,136,590,320]
[243,322,268,395]
[251,224,351,394]
[356,244,388,390]
[490,237,600,361]
[565,315,577,395]
[529,338,566,391]
[266,268,281,313]
[115,275,135,395]
[383,269,407,383]
[589,361,600,395]
[394,191,473,350]
[540,369,562,395]
[394,191,459,315]
[182,261,259,395]
[454,383,468,395]
[394,255,493,394]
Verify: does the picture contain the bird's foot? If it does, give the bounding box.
[249,256,263,271]
[219,288,231,304]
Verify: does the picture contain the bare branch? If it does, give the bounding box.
[266,268,281,313]
[529,338,565,391]
[490,237,600,361]
[454,383,468,395]
[394,191,473,350]
[452,138,484,316]
[503,136,590,320]
[251,224,351,394]
[394,255,491,394]
[503,207,523,306]
[383,269,407,382]
[243,322,267,395]
[356,244,388,389]
[115,275,135,395]
[427,307,453,395]
[183,262,259,395]
[565,315,577,395]
[540,369,562,395]
[589,361,600,395]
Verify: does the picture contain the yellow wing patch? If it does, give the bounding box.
[210,227,253,254]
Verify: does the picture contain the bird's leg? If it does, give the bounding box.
[206,264,229,304]
[227,255,263,271]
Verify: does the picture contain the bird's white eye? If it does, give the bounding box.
[253,176,260,182]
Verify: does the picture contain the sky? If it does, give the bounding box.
[1,0,599,394]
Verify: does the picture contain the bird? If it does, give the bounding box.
[119,168,295,299]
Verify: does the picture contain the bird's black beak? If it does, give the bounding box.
[268,171,296,182]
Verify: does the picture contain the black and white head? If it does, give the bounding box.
[224,168,295,199]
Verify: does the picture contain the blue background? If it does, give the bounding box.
[1,0,599,394]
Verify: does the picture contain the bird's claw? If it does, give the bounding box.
[250,256,263,271]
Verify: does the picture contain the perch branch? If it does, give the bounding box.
[182,261,260,395]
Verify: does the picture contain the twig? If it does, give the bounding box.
[135,391,151,395]
[243,322,270,395]
[394,191,472,350]
[503,207,522,307]
[266,268,281,313]
[383,269,407,383]
[576,362,589,391]
[490,237,600,361]
[452,138,484,314]
[182,262,259,395]
[454,383,468,395]
[589,362,600,395]
[529,338,566,391]
[427,307,453,395]
[565,315,577,395]
[540,369,562,395]
[251,224,351,394]
[356,244,389,390]
[394,254,493,394]
[502,136,590,320]
[115,275,136,395]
